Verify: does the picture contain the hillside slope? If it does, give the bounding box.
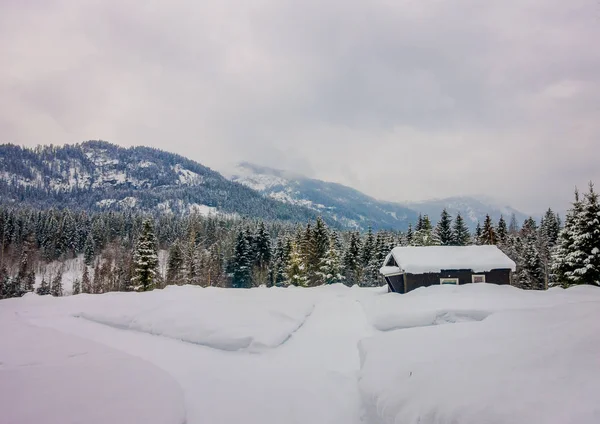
[0,141,330,224]
[227,162,528,230]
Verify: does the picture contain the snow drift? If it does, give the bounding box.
[358,284,600,424]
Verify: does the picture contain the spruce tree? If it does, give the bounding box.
[481,214,497,245]
[413,215,440,246]
[271,237,288,287]
[231,229,252,288]
[72,278,81,295]
[555,184,600,286]
[361,227,375,267]
[81,266,92,294]
[83,233,95,266]
[405,224,414,245]
[51,272,63,297]
[474,222,483,245]
[310,217,329,286]
[317,238,344,285]
[131,219,159,292]
[286,242,308,287]
[496,216,508,245]
[166,239,184,285]
[36,277,51,296]
[435,209,453,246]
[452,213,471,246]
[343,232,362,285]
[253,222,272,286]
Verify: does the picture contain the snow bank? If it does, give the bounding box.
[389,245,516,274]
[358,285,600,424]
[70,285,316,352]
[0,316,186,424]
[361,282,600,331]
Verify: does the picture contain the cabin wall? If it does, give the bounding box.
[385,274,406,294]
[404,269,512,293]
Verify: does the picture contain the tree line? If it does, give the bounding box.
[0,183,598,298]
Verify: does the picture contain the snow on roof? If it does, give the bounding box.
[385,245,516,274]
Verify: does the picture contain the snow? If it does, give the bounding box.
[387,245,516,274]
[0,305,186,424]
[75,285,316,352]
[2,283,600,424]
[173,164,204,185]
[358,284,600,424]
[34,254,87,294]
[188,203,217,216]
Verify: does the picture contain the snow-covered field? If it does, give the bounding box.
[2,283,600,424]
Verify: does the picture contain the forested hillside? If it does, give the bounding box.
[0,141,332,224]
[1,182,597,299]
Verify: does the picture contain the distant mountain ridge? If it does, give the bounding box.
[227,162,419,230]
[227,162,530,230]
[0,141,334,225]
[0,141,530,231]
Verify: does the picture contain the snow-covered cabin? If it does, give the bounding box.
[380,246,516,293]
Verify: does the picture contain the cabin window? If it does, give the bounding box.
[440,278,459,285]
[472,274,486,283]
[385,255,398,267]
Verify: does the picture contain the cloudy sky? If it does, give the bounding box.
[1,0,599,213]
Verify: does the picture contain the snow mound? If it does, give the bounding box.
[358,285,600,424]
[361,283,600,331]
[73,285,316,352]
[0,317,186,424]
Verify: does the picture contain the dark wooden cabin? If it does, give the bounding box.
[380,246,516,294]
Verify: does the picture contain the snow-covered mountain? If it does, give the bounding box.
[0,141,332,224]
[227,162,418,230]
[227,162,529,230]
[405,196,530,229]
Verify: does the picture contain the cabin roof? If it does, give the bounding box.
[381,245,516,275]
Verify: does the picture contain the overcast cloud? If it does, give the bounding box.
[1,0,599,213]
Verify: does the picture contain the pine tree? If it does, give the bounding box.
[231,229,252,288]
[131,219,159,292]
[317,238,344,285]
[539,208,561,287]
[513,217,544,290]
[480,215,497,245]
[72,278,81,295]
[405,224,414,245]
[343,232,362,285]
[310,217,329,286]
[474,222,483,245]
[435,209,453,246]
[50,271,63,297]
[81,266,92,294]
[286,241,308,287]
[415,214,424,232]
[452,213,471,246]
[253,222,272,286]
[575,183,600,285]
[271,237,289,287]
[166,239,184,285]
[413,215,440,246]
[496,216,508,245]
[17,240,35,293]
[83,233,95,266]
[555,184,600,286]
[36,277,51,295]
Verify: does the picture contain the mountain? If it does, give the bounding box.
[404,197,530,229]
[0,141,334,225]
[227,163,529,230]
[227,162,419,230]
